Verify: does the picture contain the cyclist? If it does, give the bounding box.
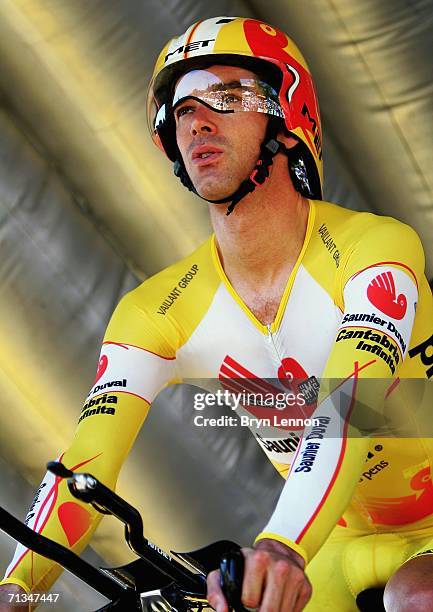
[1,16,433,612]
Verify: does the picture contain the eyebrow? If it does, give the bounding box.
[208,80,247,91]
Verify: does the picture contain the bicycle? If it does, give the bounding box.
[0,461,246,611]
[0,461,386,611]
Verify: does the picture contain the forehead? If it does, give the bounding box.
[201,64,258,81]
[176,64,259,88]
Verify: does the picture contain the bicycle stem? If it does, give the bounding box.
[64,468,206,593]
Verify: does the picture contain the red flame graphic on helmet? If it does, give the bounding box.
[243,19,321,157]
[367,272,407,320]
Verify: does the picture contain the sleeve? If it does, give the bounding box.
[1,290,177,593]
[255,220,425,564]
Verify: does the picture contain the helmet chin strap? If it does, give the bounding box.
[173,122,295,215]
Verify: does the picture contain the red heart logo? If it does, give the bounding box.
[93,354,108,385]
[58,502,92,546]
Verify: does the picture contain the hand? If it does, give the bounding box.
[0,584,29,611]
[207,538,312,611]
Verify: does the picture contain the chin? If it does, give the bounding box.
[199,190,229,202]
[195,179,237,202]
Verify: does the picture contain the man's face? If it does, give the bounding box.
[174,65,269,201]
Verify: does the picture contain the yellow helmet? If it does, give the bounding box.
[147,17,323,203]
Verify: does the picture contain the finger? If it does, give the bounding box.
[277,561,310,612]
[206,569,228,612]
[259,559,290,611]
[241,548,267,609]
[293,578,313,612]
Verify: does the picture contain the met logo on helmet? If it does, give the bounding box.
[165,39,215,63]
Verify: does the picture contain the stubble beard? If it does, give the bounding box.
[190,161,239,202]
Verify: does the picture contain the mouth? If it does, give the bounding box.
[191,145,223,166]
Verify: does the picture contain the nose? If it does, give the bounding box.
[190,104,217,137]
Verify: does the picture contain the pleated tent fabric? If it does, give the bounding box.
[0,1,432,608]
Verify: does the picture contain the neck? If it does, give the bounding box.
[209,155,310,287]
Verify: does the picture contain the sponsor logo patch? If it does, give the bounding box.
[318,223,340,267]
[256,433,300,454]
[165,40,215,62]
[360,460,390,482]
[367,271,407,320]
[337,326,400,374]
[79,394,118,423]
[294,416,331,473]
[409,333,433,378]
[341,266,418,361]
[93,354,108,385]
[157,264,199,316]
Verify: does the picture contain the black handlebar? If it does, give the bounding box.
[0,461,248,611]
[0,506,126,602]
[46,461,206,594]
[220,549,247,612]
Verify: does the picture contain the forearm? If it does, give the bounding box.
[0,451,105,594]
